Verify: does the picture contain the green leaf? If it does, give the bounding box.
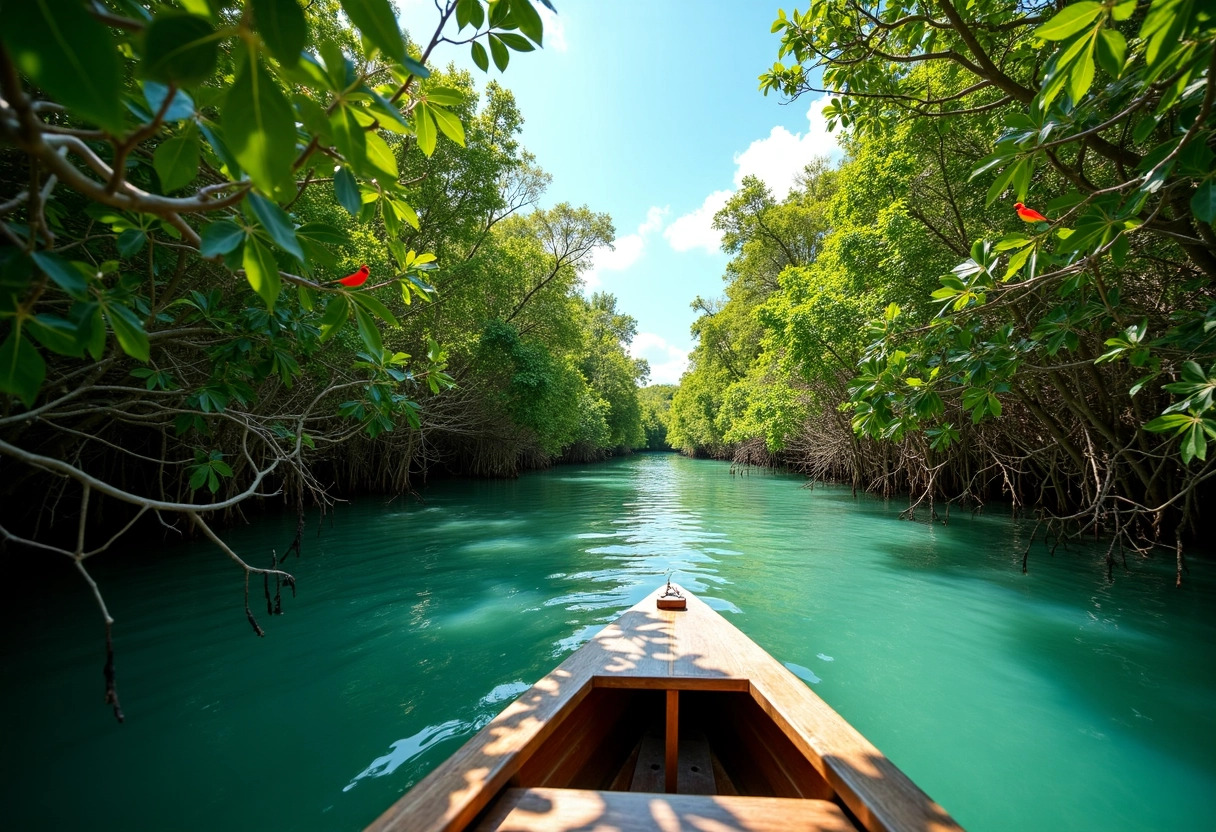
[251,0,307,66]
[243,235,282,309]
[391,199,419,230]
[102,301,150,362]
[289,53,333,91]
[1068,33,1097,102]
[334,167,362,216]
[296,222,349,245]
[143,82,196,122]
[197,119,242,176]
[415,103,438,156]
[470,41,489,72]
[1181,423,1206,463]
[400,56,431,79]
[224,54,297,198]
[143,13,220,87]
[295,92,334,143]
[1005,245,1033,280]
[200,220,246,257]
[340,0,405,60]
[495,32,535,52]
[0,0,126,132]
[117,229,147,257]
[352,303,383,355]
[351,292,400,328]
[428,105,466,146]
[1144,413,1192,433]
[331,105,368,175]
[27,314,84,357]
[1011,158,1032,202]
[362,86,413,132]
[488,34,510,71]
[1035,2,1102,41]
[1095,28,1127,79]
[319,294,349,342]
[995,234,1031,251]
[1191,178,1216,224]
[456,0,476,30]
[382,197,401,237]
[423,86,468,107]
[365,130,399,180]
[31,252,89,299]
[84,305,106,360]
[189,465,208,491]
[985,161,1018,207]
[1140,0,1190,71]
[247,192,304,261]
[319,40,355,88]
[153,127,201,193]
[0,328,45,407]
[509,0,544,45]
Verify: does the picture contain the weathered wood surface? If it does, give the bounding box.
[474,788,858,832]
[365,584,964,832]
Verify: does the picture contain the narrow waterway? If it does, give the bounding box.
[2,455,1213,831]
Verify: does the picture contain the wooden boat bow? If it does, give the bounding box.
[367,584,964,832]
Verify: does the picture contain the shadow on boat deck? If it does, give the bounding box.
[365,605,739,830]
[368,595,965,832]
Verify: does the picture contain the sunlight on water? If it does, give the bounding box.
[1,455,1213,831]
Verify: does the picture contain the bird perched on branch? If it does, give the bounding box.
[335,264,370,287]
[1014,202,1051,223]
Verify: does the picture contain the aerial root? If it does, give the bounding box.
[103,620,124,723]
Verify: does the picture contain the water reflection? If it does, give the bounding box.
[542,455,739,625]
[343,720,468,792]
[784,661,823,685]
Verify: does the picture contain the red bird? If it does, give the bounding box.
[335,264,370,287]
[1014,202,1051,223]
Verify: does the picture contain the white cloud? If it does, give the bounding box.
[662,190,732,254]
[733,96,838,198]
[637,205,667,235]
[664,96,840,255]
[538,6,567,52]
[583,205,668,291]
[630,333,690,385]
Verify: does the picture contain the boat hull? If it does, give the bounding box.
[367,584,963,832]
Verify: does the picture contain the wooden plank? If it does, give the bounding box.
[675,734,716,795]
[710,747,740,796]
[593,675,749,692]
[608,738,643,792]
[367,583,964,832]
[628,733,665,793]
[664,690,678,793]
[513,688,641,790]
[475,787,858,832]
[705,690,835,800]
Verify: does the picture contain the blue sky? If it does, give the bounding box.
[401,1,839,383]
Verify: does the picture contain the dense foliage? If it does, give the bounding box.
[0,0,648,719]
[673,0,1214,577]
[638,384,677,450]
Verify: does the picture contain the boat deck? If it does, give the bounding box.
[367,585,963,832]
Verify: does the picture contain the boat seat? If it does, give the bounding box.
[475,786,858,832]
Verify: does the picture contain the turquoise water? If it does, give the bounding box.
[2,454,1213,830]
